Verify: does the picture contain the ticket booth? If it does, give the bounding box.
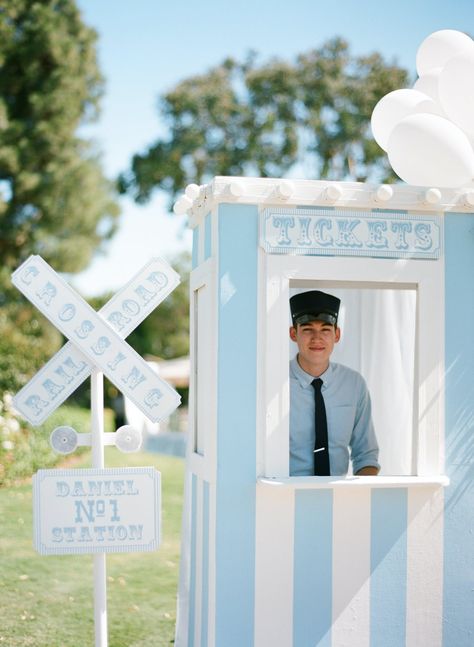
[175,177,473,647]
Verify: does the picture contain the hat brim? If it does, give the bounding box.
[293,312,337,326]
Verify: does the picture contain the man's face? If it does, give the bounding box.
[289,319,341,374]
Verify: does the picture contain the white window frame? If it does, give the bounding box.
[258,251,445,481]
[188,258,217,478]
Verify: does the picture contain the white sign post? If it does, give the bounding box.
[12,256,181,647]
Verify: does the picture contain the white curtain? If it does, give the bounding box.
[290,287,416,475]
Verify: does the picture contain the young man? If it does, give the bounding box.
[289,290,380,477]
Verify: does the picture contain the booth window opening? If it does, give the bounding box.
[288,280,418,478]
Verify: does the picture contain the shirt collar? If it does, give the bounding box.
[290,356,335,390]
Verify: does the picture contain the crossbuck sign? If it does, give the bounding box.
[12,255,181,425]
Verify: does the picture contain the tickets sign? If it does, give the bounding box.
[260,207,442,260]
[12,256,181,425]
[33,467,161,555]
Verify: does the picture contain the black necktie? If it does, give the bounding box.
[311,378,330,475]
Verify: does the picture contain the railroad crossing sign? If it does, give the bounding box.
[11,254,182,647]
[12,255,181,425]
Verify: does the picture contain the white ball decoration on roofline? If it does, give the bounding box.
[275,180,295,199]
[463,191,474,207]
[424,188,442,205]
[374,185,393,202]
[226,181,245,198]
[325,184,343,201]
[173,195,193,215]
[371,29,474,188]
[185,183,201,200]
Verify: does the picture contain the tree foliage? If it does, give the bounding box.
[119,38,410,206]
[0,0,120,391]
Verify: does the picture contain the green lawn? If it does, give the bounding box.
[0,449,185,647]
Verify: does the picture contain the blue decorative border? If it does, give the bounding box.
[33,467,161,556]
[260,207,443,260]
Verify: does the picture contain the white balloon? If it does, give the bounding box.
[371,89,439,152]
[416,29,474,76]
[413,67,442,102]
[387,113,474,187]
[438,50,474,136]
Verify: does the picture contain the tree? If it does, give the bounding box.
[0,0,120,391]
[119,37,410,207]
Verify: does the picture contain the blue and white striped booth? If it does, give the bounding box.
[175,177,473,647]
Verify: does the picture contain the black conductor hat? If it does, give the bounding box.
[290,290,341,326]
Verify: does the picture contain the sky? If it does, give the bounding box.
[72,0,474,296]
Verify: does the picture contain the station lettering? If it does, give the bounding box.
[51,524,144,543]
[55,479,139,497]
[49,478,145,545]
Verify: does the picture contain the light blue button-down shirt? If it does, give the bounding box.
[289,357,380,476]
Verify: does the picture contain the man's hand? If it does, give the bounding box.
[355,466,379,476]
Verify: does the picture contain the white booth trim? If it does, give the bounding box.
[257,475,450,489]
[186,177,474,228]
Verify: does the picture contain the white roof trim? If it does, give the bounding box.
[178,176,474,227]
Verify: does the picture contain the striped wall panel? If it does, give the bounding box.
[293,489,333,647]
[184,482,445,647]
[254,485,444,647]
[443,213,474,647]
[177,474,212,647]
[215,203,258,646]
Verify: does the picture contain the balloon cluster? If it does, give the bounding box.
[371,30,474,188]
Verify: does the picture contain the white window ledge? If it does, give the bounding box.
[257,475,450,490]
